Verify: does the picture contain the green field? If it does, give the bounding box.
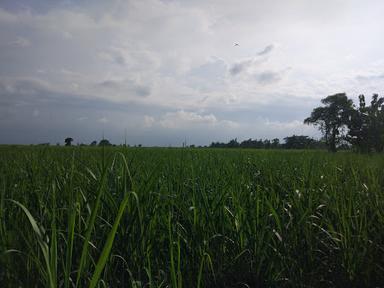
[1,146,384,287]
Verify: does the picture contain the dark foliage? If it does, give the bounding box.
[210,136,323,149]
[64,137,73,146]
[304,93,353,152]
[99,139,112,146]
[347,94,384,152]
[305,93,384,152]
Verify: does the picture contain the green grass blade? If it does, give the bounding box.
[10,199,56,288]
[75,166,109,287]
[89,190,131,288]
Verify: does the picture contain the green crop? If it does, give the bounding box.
[0,146,383,287]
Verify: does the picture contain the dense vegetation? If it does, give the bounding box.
[305,93,384,153]
[209,93,384,152]
[209,135,325,150]
[1,146,383,287]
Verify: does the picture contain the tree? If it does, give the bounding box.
[284,135,316,149]
[348,94,384,152]
[347,95,370,152]
[90,140,97,146]
[263,139,271,149]
[271,138,280,148]
[64,137,73,146]
[99,139,112,146]
[227,138,239,148]
[367,94,384,152]
[304,93,353,152]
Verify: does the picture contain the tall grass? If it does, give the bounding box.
[0,146,384,287]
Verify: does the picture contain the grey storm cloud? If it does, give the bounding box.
[8,36,31,47]
[229,44,274,76]
[356,73,384,81]
[0,78,51,100]
[229,59,254,76]
[256,71,282,85]
[0,76,169,144]
[98,79,151,97]
[113,54,126,66]
[257,44,274,56]
[1,0,384,145]
[0,77,148,115]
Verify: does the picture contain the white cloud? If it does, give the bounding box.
[98,117,108,123]
[158,110,237,130]
[9,36,31,47]
[159,110,217,129]
[62,31,73,39]
[265,119,313,132]
[143,115,155,128]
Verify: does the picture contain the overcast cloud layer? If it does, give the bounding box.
[1,0,384,145]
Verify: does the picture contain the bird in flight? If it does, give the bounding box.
[234,43,239,46]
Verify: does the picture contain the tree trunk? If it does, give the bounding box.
[329,128,337,152]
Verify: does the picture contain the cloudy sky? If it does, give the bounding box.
[1,0,384,145]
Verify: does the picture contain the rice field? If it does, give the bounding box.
[1,146,384,287]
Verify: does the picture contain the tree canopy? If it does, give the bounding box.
[209,136,323,149]
[347,94,384,152]
[99,139,112,146]
[284,135,320,149]
[64,137,73,146]
[305,93,384,152]
[304,93,353,152]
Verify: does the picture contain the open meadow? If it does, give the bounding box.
[1,146,384,287]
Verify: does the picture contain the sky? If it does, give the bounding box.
[1,0,384,146]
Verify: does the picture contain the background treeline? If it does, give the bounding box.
[347,94,384,152]
[209,135,326,149]
[34,93,383,152]
[211,93,384,152]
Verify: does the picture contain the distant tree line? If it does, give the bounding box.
[305,93,384,152]
[210,93,383,152]
[62,138,113,147]
[60,138,143,147]
[209,135,326,150]
[38,93,384,153]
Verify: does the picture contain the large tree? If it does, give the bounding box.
[369,94,384,152]
[98,139,112,146]
[283,135,317,149]
[304,93,353,152]
[64,137,73,146]
[348,94,384,152]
